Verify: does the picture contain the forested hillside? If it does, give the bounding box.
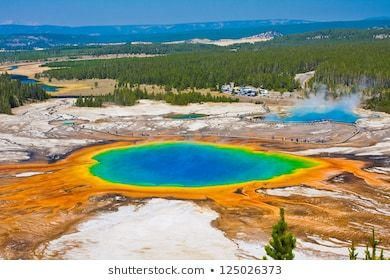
[1,28,387,63]
[0,43,224,63]
[41,41,390,93]
[313,42,389,90]
[75,87,238,107]
[0,74,48,114]
[42,50,301,91]
[259,28,390,47]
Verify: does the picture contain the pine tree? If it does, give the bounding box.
[264,208,296,260]
[364,228,387,260]
[365,228,379,260]
[348,242,358,260]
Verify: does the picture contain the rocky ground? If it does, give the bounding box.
[1,98,389,164]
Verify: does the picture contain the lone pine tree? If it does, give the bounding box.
[265,208,296,260]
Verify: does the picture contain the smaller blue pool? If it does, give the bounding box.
[10,74,59,92]
[40,84,59,92]
[265,107,358,123]
[10,74,37,84]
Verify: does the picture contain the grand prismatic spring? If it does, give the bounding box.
[90,142,318,187]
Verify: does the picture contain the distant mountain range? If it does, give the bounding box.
[0,18,389,50]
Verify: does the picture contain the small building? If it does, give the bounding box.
[221,84,233,94]
[259,88,269,96]
[240,86,258,96]
[221,82,236,94]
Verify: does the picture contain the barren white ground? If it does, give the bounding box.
[42,199,369,260]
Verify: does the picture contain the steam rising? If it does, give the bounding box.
[297,89,361,113]
[266,88,360,123]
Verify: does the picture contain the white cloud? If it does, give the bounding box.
[0,19,40,26]
[0,19,15,25]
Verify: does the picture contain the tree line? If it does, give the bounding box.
[256,28,390,48]
[75,87,238,107]
[0,43,224,63]
[0,74,48,114]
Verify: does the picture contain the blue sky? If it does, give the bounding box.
[1,0,389,26]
